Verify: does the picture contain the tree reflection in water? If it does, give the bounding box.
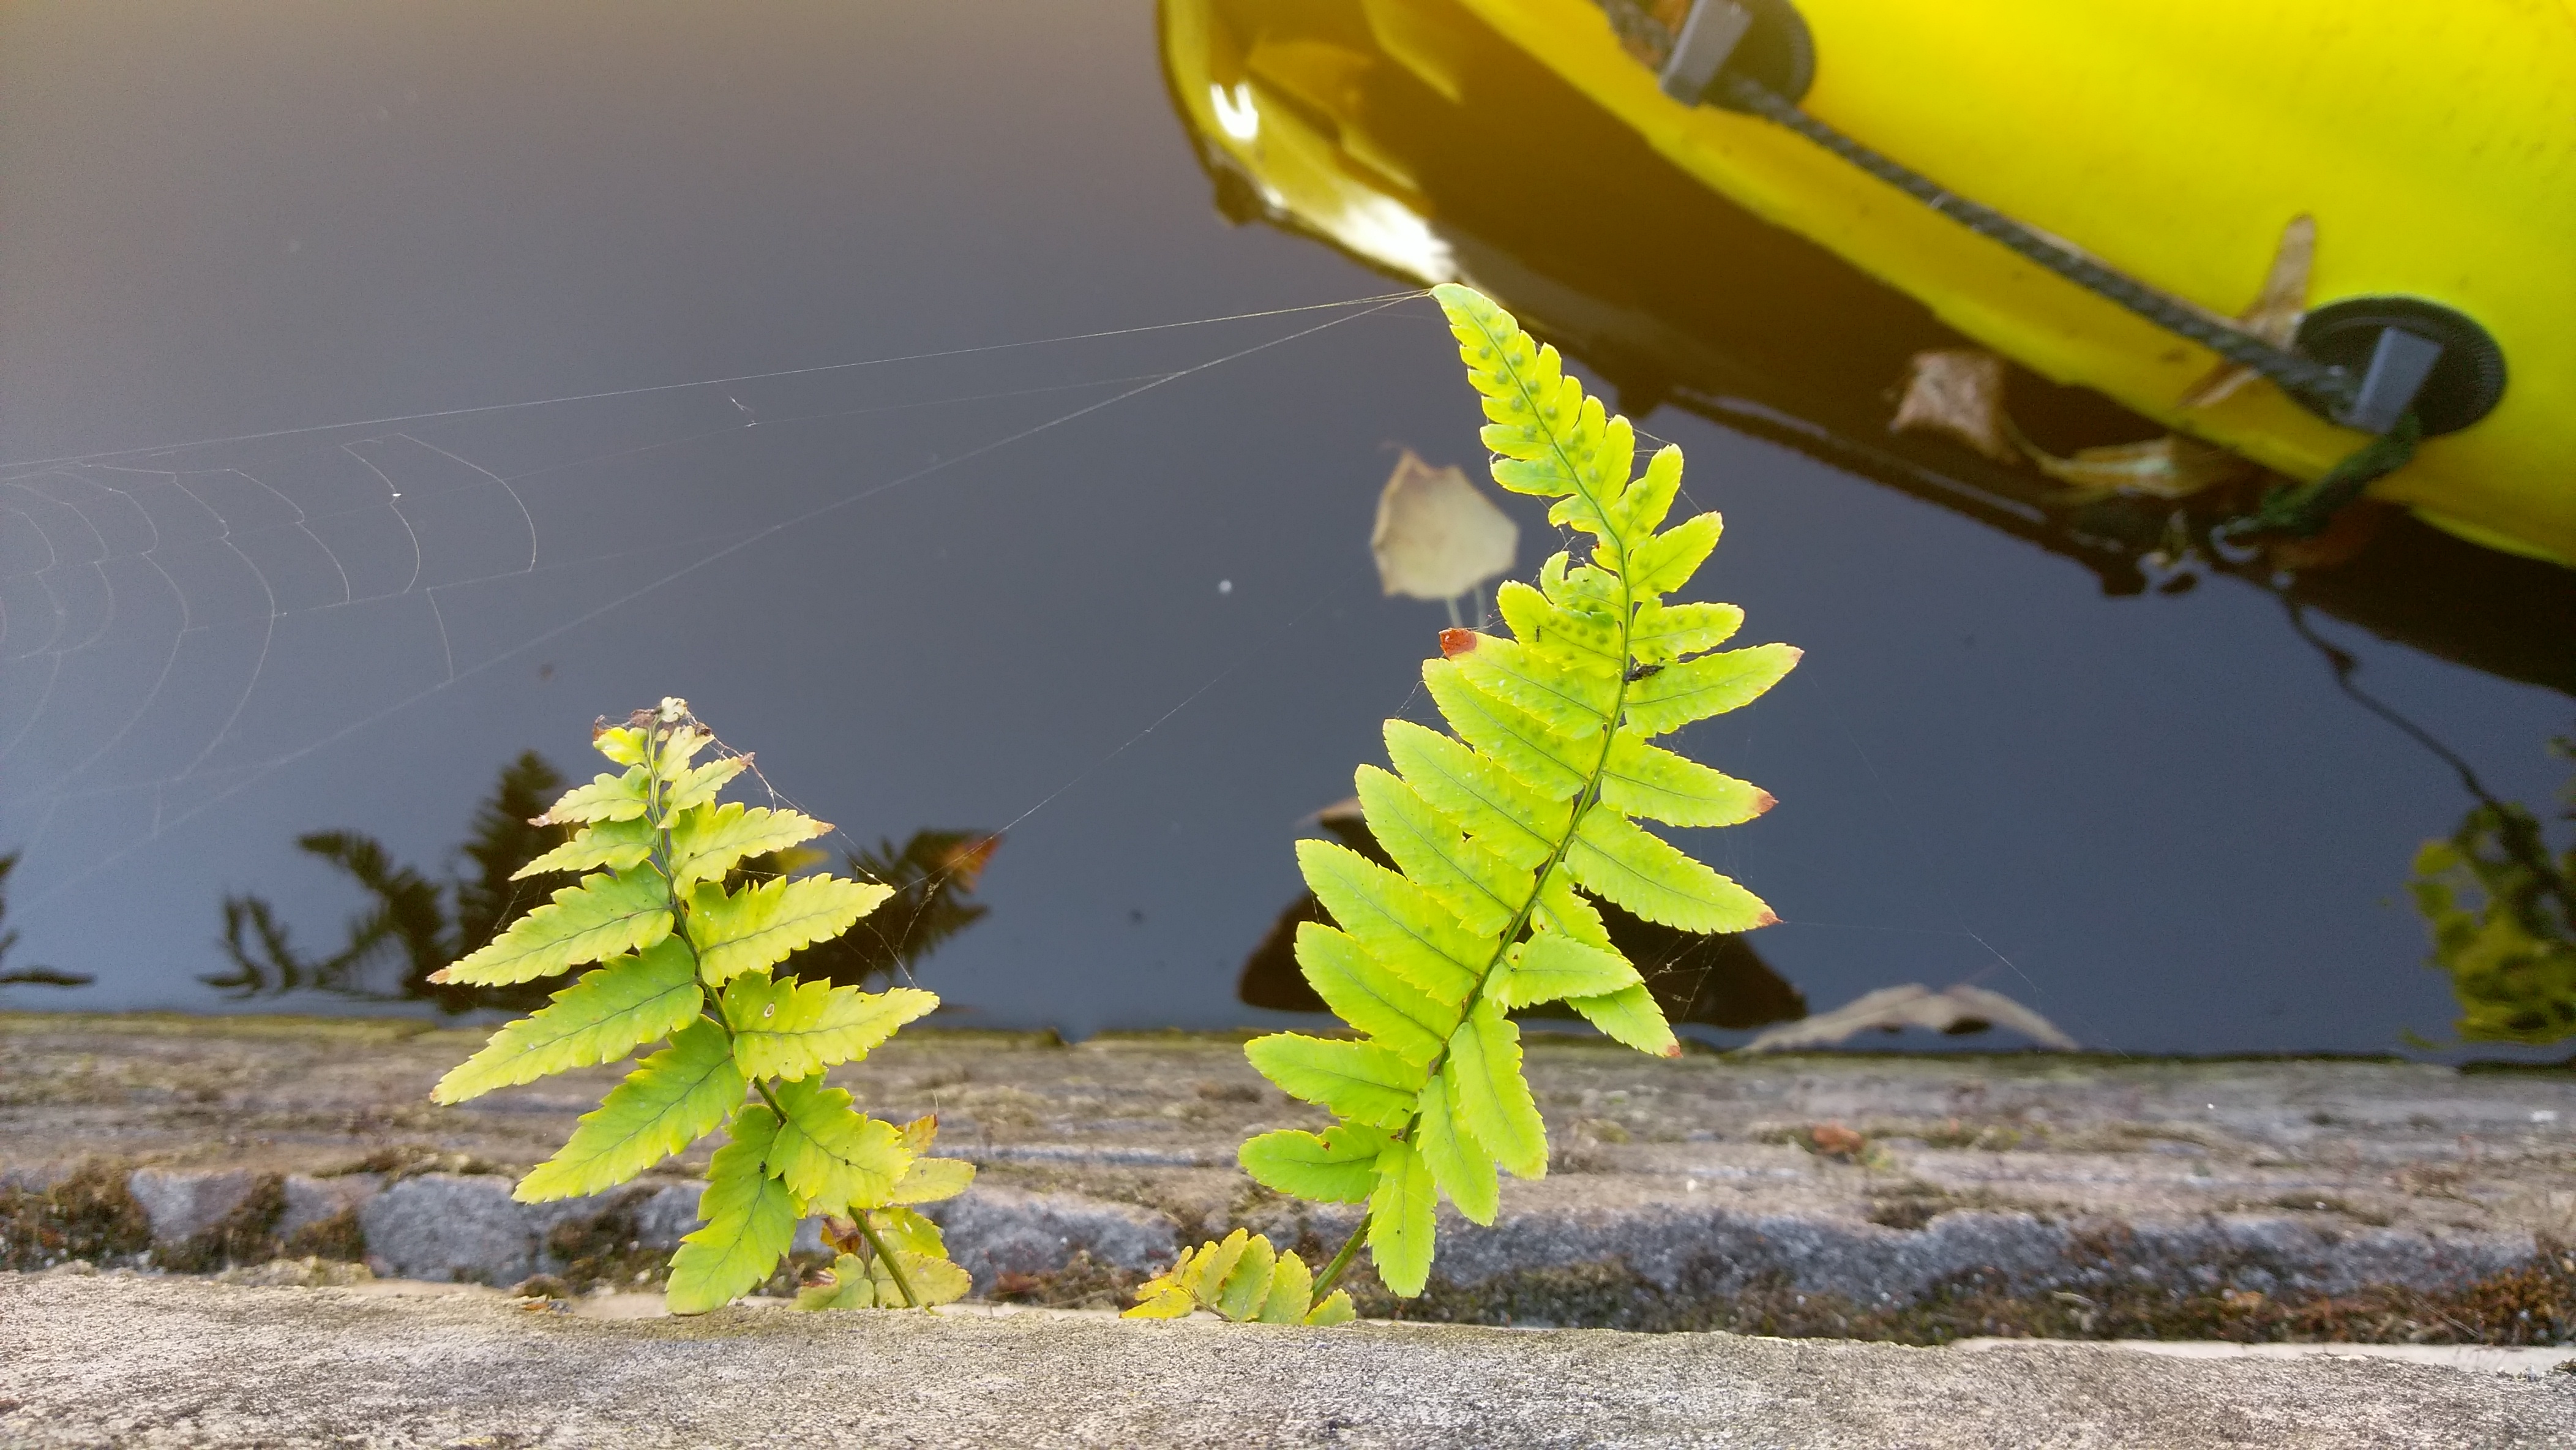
[2413,732,2576,1046]
[207,751,998,1013]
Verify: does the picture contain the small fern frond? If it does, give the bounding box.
[429,699,964,1313]
[762,1075,913,1213]
[513,816,657,880]
[794,1247,971,1311]
[668,802,830,888]
[1238,284,1799,1300]
[1121,1230,1356,1326]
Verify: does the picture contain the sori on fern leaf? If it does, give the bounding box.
[427,697,976,1313]
[1141,284,1800,1313]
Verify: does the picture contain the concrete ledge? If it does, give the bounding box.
[3,1273,2570,1448]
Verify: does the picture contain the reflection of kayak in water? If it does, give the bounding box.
[1159,0,2576,690]
[1451,0,2576,568]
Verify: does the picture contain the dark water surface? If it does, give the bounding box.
[3,1,2568,1054]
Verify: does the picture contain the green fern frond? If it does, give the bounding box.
[887,1154,978,1204]
[1236,284,1799,1301]
[1121,1229,1355,1326]
[512,815,657,881]
[1237,1124,1387,1203]
[428,699,969,1313]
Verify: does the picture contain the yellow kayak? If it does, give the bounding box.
[1453,0,2576,567]
[1162,0,2576,684]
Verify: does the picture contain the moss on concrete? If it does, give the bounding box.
[0,1162,151,1271]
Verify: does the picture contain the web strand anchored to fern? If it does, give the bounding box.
[1136,284,1799,1315]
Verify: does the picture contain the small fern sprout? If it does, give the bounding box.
[1123,1228,1357,1326]
[427,701,976,1313]
[1135,285,1799,1317]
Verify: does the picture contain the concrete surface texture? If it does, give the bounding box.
[4,1274,2572,1449]
[7,1013,2576,1342]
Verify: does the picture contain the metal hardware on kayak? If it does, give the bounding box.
[2294,298,2508,438]
[1639,0,2503,443]
[2342,329,2443,438]
[1617,0,1811,105]
[1656,1,1751,101]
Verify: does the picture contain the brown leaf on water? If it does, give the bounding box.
[2018,432,2252,502]
[1892,349,2252,501]
[1808,1122,1867,1159]
[1890,350,2018,462]
[1742,983,2077,1053]
[1371,448,1518,601]
[2180,214,2315,409]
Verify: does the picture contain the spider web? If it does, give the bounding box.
[0,291,1417,915]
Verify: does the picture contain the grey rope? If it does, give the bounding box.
[1591,0,2357,418]
[1592,0,2413,534]
[1712,73,2358,418]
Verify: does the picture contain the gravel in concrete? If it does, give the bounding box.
[3,1272,2570,1449]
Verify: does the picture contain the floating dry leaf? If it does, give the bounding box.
[1369,448,1518,601]
[1890,350,2017,462]
[2017,432,2252,502]
[1741,983,2076,1053]
[2181,213,2315,410]
[1893,345,2250,502]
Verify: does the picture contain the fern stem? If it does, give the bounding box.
[1310,1219,1369,1299]
[642,715,718,1004]
[850,1208,922,1309]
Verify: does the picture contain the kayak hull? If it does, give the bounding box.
[1457,0,2576,566]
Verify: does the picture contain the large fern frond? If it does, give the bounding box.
[1235,284,1799,1299]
